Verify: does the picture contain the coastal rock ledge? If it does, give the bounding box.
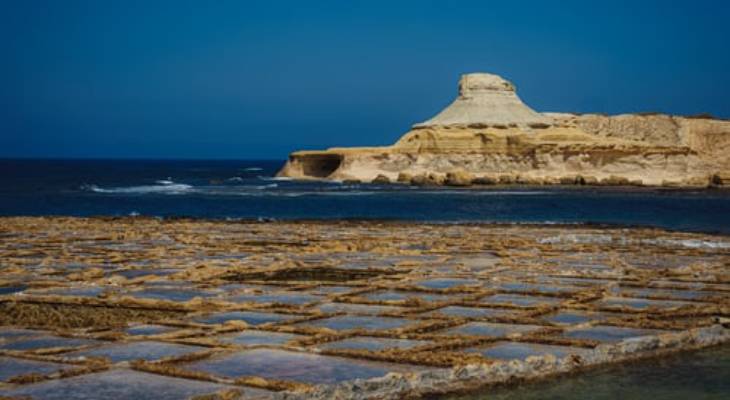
[277,73,730,187]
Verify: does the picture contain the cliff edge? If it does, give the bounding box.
[277,73,730,187]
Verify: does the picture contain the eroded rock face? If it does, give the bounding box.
[547,113,730,170]
[414,72,553,129]
[445,170,474,187]
[546,113,684,146]
[277,73,730,187]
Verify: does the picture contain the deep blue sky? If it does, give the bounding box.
[2,1,729,159]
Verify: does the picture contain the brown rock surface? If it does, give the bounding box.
[278,73,730,187]
[445,170,474,186]
[371,174,391,184]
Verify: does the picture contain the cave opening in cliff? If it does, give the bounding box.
[300,153,343,178]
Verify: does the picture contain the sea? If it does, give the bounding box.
[1,159,730,234]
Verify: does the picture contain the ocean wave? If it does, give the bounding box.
[257,176,293,181]
[243,167,263,172]
[256,183,278,189]
[79,181,551,198]
[155,178,175,185]
[82,183,195,194]
[228,176,278,184]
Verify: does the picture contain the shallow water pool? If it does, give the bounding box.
[442,345,730,400]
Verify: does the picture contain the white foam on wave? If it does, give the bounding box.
[257,176,293,182]
[244,167,263,172]
[255,183,278,189]
[228,177,278,184]
[80,181,549,198]
[83,183,195,195]
[155,178,175,185]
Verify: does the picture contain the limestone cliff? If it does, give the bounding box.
[278,73,730,187]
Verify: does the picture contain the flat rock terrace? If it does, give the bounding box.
[0,217,729,399]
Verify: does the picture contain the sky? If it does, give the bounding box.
[1,0,729,159]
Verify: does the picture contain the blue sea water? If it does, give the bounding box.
[1,159,730,234]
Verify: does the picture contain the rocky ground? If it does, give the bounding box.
[0,217,729,399]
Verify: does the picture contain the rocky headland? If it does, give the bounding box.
[277,73,730,187]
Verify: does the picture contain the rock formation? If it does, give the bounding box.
[277,73,730,187]
[413,73,552,128]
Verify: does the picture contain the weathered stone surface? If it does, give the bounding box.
[414,73,552,128]
[472,176,496,185]
[396,172,412,183]
[711,173,730,187]
[445,170,474,186]
[600,176,631,186]
[371,174,390,184]
[409,173,445,186]
[498,175,514,184]
[278,73,730,187]
[409,174,429,186]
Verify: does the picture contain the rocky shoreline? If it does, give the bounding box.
[278,73,730,188]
